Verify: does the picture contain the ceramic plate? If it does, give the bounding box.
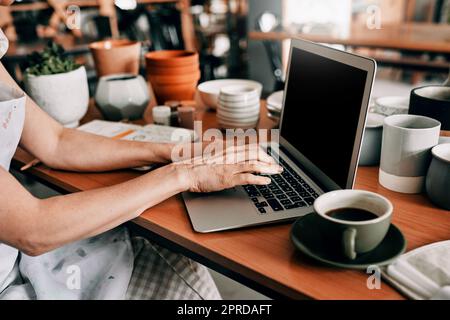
[267,91,284,111]
[290,213,407,270]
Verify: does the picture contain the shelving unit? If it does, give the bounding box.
[2,0,195,50]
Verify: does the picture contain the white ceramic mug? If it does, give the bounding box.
[379,114,441,194]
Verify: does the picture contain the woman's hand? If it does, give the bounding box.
[175,144,282,193]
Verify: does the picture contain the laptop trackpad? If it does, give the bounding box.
[182,187,260,233]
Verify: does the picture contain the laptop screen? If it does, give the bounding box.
[280,46,368,189]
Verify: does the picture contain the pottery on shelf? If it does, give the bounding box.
[94,74,150,121]
[89,39,141,77]
[24,66,89,128]
[145,50,200,104]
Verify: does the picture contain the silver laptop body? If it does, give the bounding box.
[183,38,377,233]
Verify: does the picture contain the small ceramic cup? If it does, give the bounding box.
[359,113,385,166]
[217,85,261,129]
[379,114,441,194]
[426,143,450,210]
[314,190,393,260]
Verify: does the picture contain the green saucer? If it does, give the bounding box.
[290,213,407,270]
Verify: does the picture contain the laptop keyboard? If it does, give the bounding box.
[242,153,320,215]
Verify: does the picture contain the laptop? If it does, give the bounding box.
[182,38,376,233]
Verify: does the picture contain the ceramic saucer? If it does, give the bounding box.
[290,213,407,269]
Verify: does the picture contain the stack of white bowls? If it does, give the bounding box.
[217,85,261,129]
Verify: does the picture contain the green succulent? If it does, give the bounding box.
[25,41,80,76]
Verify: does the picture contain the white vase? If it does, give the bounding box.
[94,74,150,121]
[24,66,89,128]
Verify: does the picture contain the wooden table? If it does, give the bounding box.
[12,103,450,300]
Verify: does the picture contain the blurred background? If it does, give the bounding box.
[1,0,449,97]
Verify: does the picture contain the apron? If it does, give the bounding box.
[0,29,134,299]
[0,82,134,300]
[0,29,219,299]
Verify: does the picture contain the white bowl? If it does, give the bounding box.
[220,85,259,97]
[218,101,260,112]
[197,79,263,109]
[374,96,409,116]
[267,91,284,111]
[218,118,259,129]
[217,111,259,121]
[217,114,259,125]
[217,109,259,119]
[219,96,260,108]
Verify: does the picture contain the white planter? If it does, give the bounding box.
[24,66,89,128]
[95,74,149,121]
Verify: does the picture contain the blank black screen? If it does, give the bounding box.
[281,47,368,188]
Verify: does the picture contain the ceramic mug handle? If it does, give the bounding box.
[343,228,357,260]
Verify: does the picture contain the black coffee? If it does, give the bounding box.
[325,208,378,222]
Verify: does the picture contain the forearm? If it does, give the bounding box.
[0,63,173,171]
[12,164,188,256]
[47,128,174,171]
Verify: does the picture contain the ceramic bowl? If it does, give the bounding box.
[218,98,260,109]
[197,79,262,109]
[219,85,259,99]
[374,96,409,116]
[267,91,284,112]
[217,108,260,119]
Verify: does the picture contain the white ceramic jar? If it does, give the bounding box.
[95,74,150,121]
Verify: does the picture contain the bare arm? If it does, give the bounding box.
[0,63,172,172]
[0,164,185,256]
[0,63,281,257]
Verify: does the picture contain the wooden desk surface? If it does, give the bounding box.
[12,102,450,300]
[249,23,450,54]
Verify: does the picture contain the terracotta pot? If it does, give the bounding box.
[150,82,198,103]
[148,70,201,85]
[146,63,200,76]
[145,50,199,68]
[89,39,141,77]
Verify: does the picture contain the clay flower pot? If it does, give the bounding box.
[149,71,201,85]
[146,63,200,76]
[89,39,141,77]
[145,50,200,104]
[145,50,198,67]
[150,80,200,103]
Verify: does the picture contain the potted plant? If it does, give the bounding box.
[24,42,89,128]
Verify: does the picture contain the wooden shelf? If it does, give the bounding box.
[248,23,450,55]
[10,0,182,11]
